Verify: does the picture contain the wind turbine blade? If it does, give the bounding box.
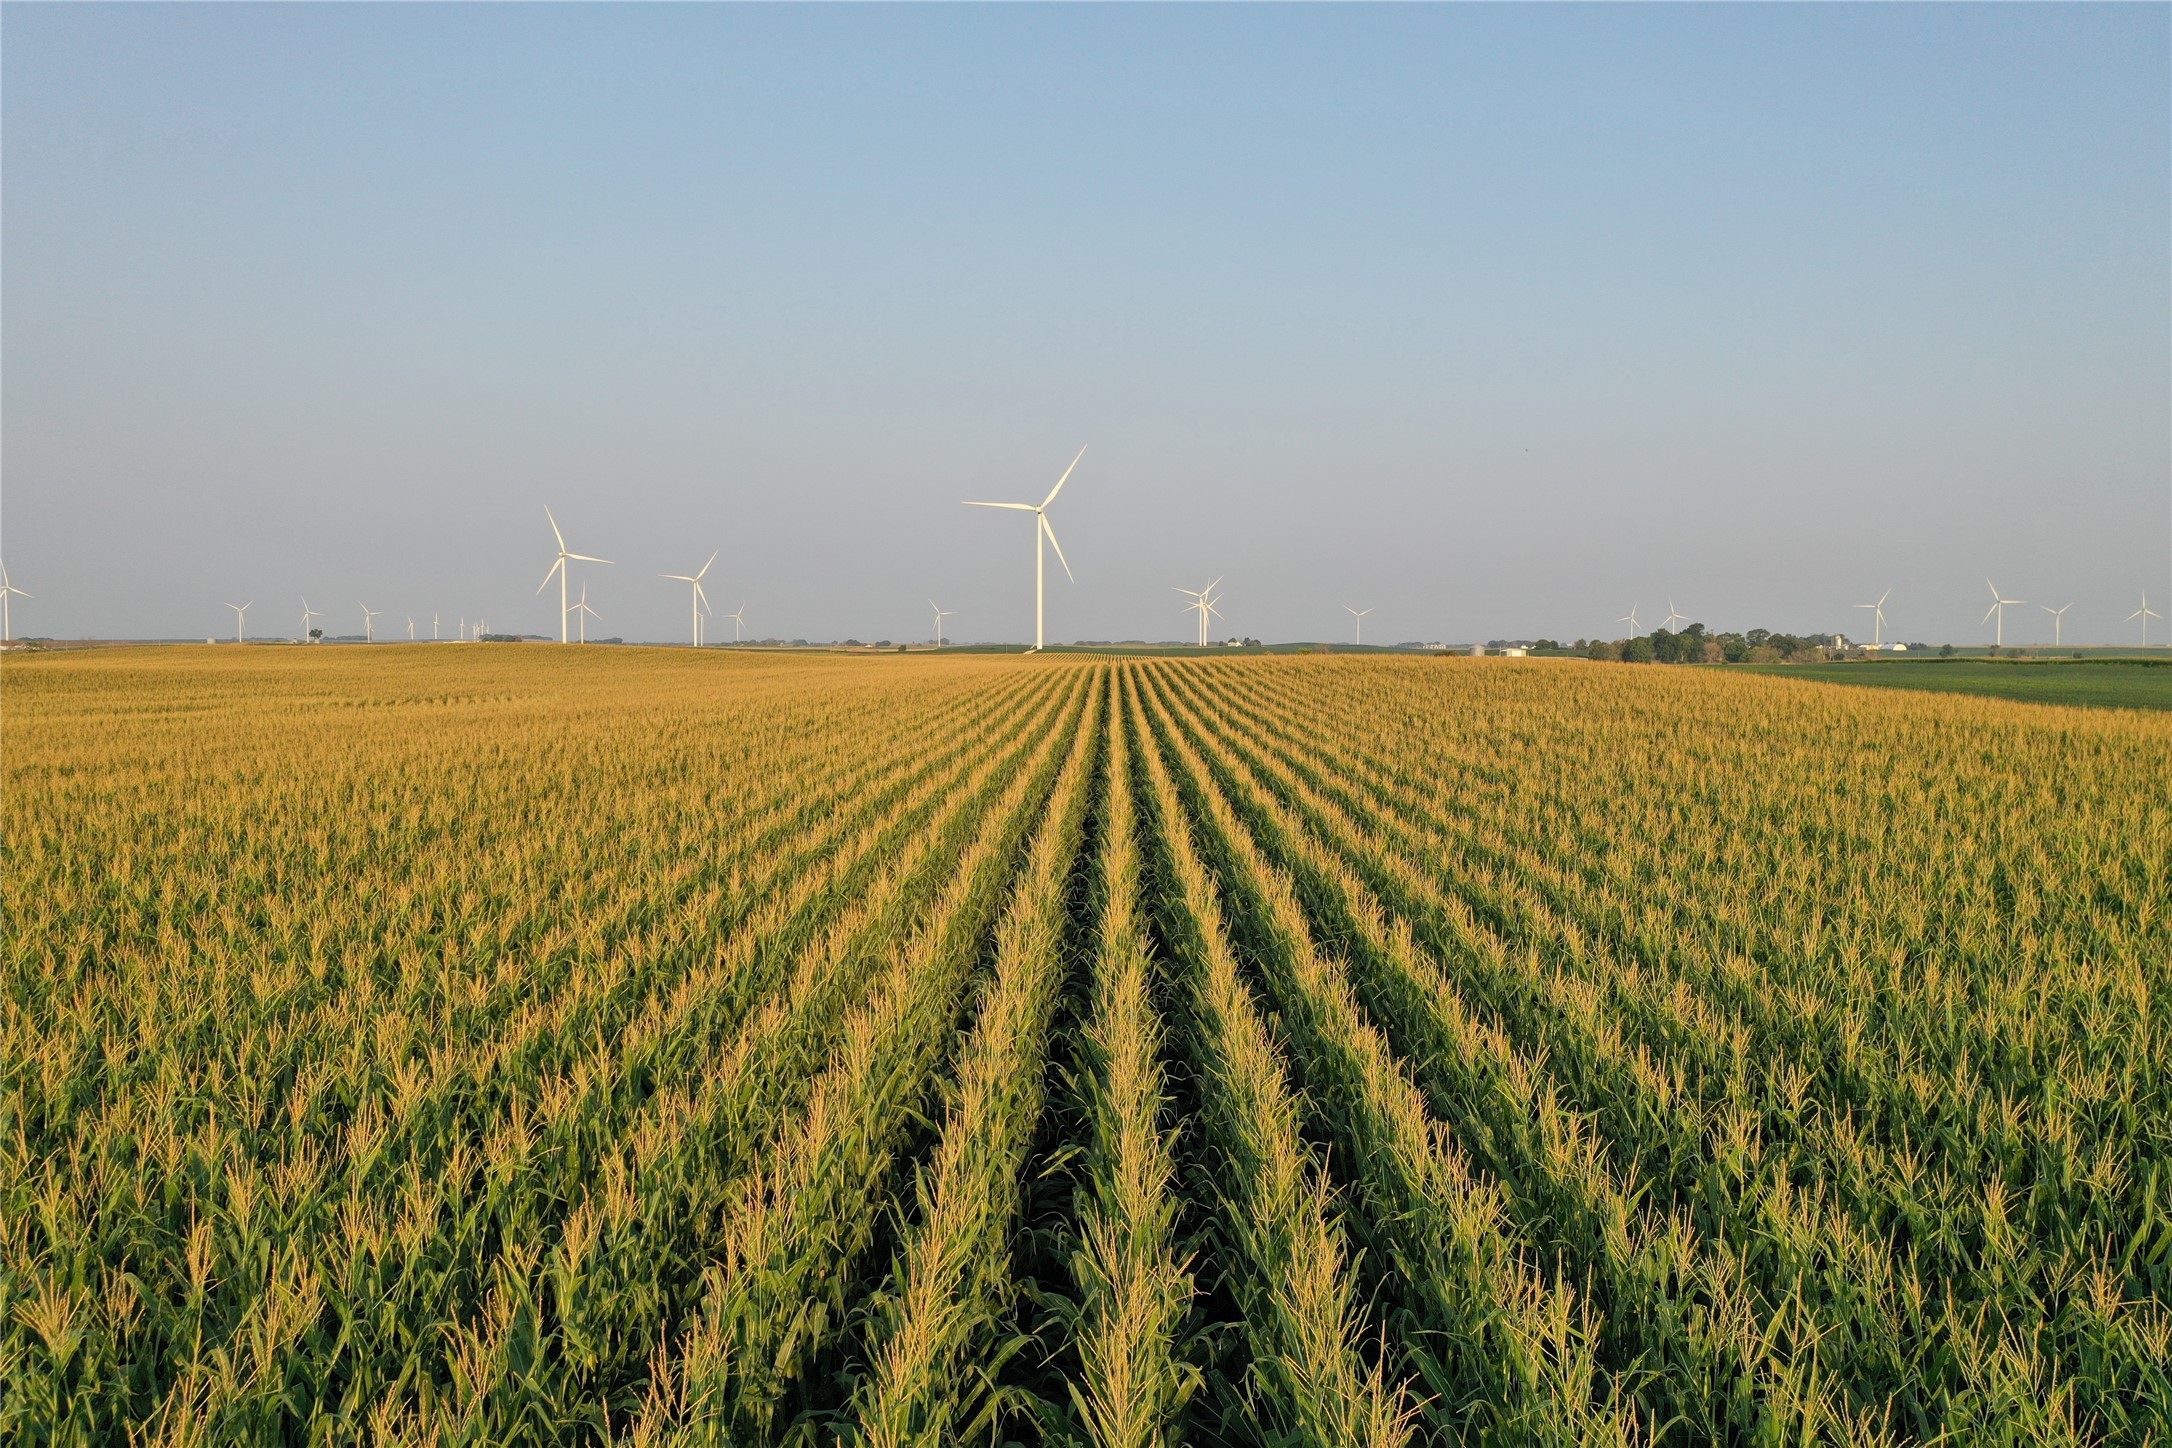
[661,574,695,582]
[1986,579,2000,600]
[1982,601,2000,625]
[962,501,1037,511]
[546,506,567,552]
[538,559,563,594]
[694,582,710,610]
[1042,445,1088,509]
[1041,514,1074,581]
[566,553,613,565]
[696,551,717,580]
[1878,587,1892,606]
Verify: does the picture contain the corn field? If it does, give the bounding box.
[4,647,2168,1446]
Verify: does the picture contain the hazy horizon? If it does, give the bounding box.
[5,5,2167,647]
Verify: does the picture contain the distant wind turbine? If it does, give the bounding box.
[1175,578,1224,648]
[727,606,747,643]
[930,600,956,647]
[433,612,440,642]
[2127,591,2163,646]
[0,564,26,643]
[661,552,717,647]
[1853,588,1892,648]
[2040,603,2072,647]
[1982,579,2025,647]
[300,597,322,643]
[1662,599,1691,632]
[1617,603,1641,634]
[407,617,417,642]
[538,506,613,644]
[963,445,1085,652]
[360,603,381,644]
[226,600,253,644]
[573,583,598,644]
[1346,606,1373,645]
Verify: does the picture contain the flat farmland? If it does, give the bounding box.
[4,648,2168,1446]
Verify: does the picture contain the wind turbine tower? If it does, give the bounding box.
[1346,606,1373,646]
[963,445,1085,652]
[930,600,956,647]
[0,565,26,643]
[2040,603,2073,647]
[661,552,717,647]
[226,600,254,644]
[1175,579,1224,647]
[301,598,322,643]
[1618,604,1641,635]
[2127,591,2163,646]
[538,506,613,644]
[1854,588,1892,648]
[1663,600,1691,632]
[728,606,747,643]
[360,604,381,644]
[1982,579,2025,647]
[573,583,598,644]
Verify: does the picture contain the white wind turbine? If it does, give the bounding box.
[1346,606,1373,645]
[1175,579,1224,648]
[661,552,716,647]
[1617,603,1641,634]
[963,445,1085,652]
[0,564,26,643]
[2040,603,2073,647]
[1853,588,1892,648]
[538,506,613,644]
[226,600,254,644]
[300,597,322,643]
[1982,579,2025,647]
[573,583,598,644]
[360,603,381,644]
[407,617,417,642]
[930,600,956,647]
[433,613,440,642]
[2126,591,2163,646]
[1662,599,1691,632]
[727,606,747,643]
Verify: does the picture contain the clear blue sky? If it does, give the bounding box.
[5,4,2165,645]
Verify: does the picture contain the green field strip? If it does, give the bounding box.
[1056,685,1197,1448]
[627,671,1103,1443]
[1134,664,1650,1445]
[842,680,1104,1446]
[1125,675,1415,1448]
[1741,660,2172,712]
[1165,662,2171,1441]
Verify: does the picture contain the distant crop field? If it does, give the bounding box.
[1742,657,2172,711]
[4,648,2168,1445]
